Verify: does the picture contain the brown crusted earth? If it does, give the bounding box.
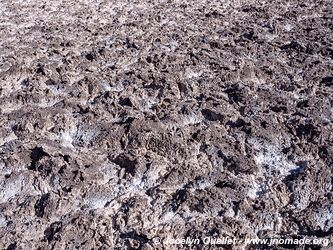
[0,0,332,249]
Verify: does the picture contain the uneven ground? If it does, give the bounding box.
[0,0,332,249]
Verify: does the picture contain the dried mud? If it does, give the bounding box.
[0,0,332,249]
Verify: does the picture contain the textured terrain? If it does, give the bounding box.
[0,0,332,249]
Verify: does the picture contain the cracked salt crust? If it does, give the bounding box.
[284,24,294,31]
[182,113,203,126]
[0,175,24,203]
[314,208,333,230]
[248,138,299,177]
[190,179,213,192]
[247,175,267,199]
[74,126,98,147]
[0,132,17,146]
[254,146,298,177]
[85,195,110,209]
[109,82,124,92]
[0,216,7,228]
[60,131,75,149]
[37,98,59,108]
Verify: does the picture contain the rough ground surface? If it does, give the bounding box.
[0,0,332,249]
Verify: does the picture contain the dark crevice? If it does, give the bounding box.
[28,147,49,171]
[35,193,50,218]
[44,221,62,242]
